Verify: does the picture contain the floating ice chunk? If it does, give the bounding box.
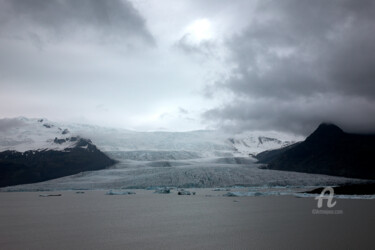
[223,192,264,197]
[178,190,191,195]
[213,188,231,191]
[146,186,175,191]
[178,189,195,195]
[154,188,171,194]
[334,195,375,199]
[294,193,375,199]
[106,190,135,195]
[39,194,62,197]
[224,192,242,197]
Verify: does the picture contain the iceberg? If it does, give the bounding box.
[106,190,136,195]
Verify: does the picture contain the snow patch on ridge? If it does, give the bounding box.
[0,117,81,152]
[229,130,304,156]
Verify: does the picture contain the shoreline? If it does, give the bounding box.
[2,184,375,199]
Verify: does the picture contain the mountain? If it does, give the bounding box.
[0,117,303,188]
[228,131,301,156]
[0,117,302,158]
[70,126,302,159]
[0,117,301,158]
[256,123,375,179]
[3,118,367,191]
[0,118,115,187]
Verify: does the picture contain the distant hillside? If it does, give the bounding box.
[256,123,375,179]
[0,138,115,187]
[0,118,116,187]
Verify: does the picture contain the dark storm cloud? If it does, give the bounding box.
[0,0,154,46]
[204,0,375,135]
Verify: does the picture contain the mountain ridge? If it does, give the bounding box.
[0,118,117,187]
[0,117,303,157]
[256,123,375,179]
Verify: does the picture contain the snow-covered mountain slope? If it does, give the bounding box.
[0,117,85,152]
[0,118,117,187]
[68,124,304,157]
[229,131,304,156]
[0,117,304,157]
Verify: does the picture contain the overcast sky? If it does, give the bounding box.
[1,0,374,134]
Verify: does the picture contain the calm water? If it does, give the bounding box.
[0,189,374,249]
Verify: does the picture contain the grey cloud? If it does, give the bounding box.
[205,95,375,135]
[179,107,189,115]
[0,118,26,132]
[0,0,155,46]
[175,34,217,58]
[204,0,375,135]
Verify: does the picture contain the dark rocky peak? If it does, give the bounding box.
[76,138,93,146]
[305,123,344,143]
[54,137,66,144]
[53,136,93,147]
[70,137,78,142]
[258,136,281,144]
[62,129,69,135]
[74,138,96,151]
[43,123,54,128]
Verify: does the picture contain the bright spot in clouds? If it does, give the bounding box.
[185,18,213,43]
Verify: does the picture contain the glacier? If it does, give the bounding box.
[0,117,369,192]
[1,156,366,191]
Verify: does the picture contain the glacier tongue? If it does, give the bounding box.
[1,157,365,191]
[3,117,337,192]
